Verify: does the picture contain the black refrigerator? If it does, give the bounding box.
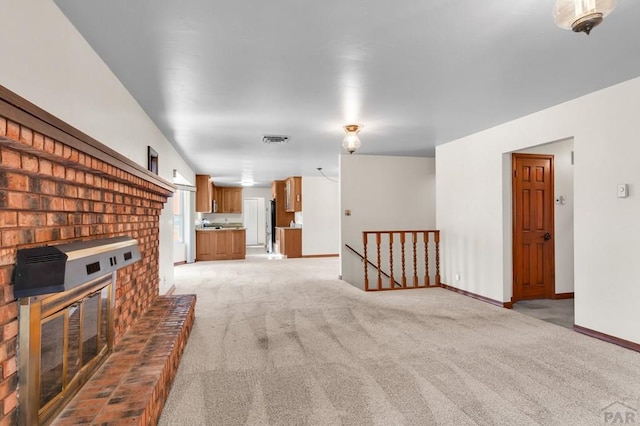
[269,199,276,252]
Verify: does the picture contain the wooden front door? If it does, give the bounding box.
[512,154,555,301]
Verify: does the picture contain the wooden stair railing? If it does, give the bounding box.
[345,244,402,288]
[362,230,441,291]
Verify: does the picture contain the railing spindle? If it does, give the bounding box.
[363,232,369,291]
[376,233,382,290]
[412,232,418,288]
[388,232,394,289]
[400,233,407,288]
[423,231,430,287]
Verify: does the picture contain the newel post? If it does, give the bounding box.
[434,231,441,286]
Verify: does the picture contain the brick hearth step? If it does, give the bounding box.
[51,294,196,425]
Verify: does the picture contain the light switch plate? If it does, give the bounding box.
[617,184,629,198]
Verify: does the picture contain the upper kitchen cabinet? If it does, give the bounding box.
[213,183,222,213]
[196,177,242,214]
[224,187,243,213]
[218,187,243,213]
[272,180,294,227]
[211,182,219,213]
[285,176,302,212]
[195,174,212,212]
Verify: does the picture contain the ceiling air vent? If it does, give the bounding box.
[262,135,289,144]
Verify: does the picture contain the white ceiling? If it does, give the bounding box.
[53,0,640,187]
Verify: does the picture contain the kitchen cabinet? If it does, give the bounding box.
[211,182,218,213]
[196,229,246,260]
[285,176,302,212]
[229,230,246,258]
[275,227,302,258]
[223,187,243,213]
[272,180,294,227]
[214,187,243,213]
[195,174,212,212]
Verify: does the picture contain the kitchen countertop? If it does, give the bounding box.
[275,226,302,230]
[197,227,246,231]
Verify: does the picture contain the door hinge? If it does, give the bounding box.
[513,170,517,178]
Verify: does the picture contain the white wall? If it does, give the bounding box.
[0,0,196,294]
[340,155,436,289]
[204,213,243,223]
[172,188,196,266]
[436,76,640,344]
[301,177,340,256]
[159,206,174,293]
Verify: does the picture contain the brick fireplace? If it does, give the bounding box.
[0,86,186,424]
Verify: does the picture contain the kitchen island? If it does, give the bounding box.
[196,228,246,261]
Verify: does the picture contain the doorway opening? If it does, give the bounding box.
[505,139,575,327]
[243,198,260,246]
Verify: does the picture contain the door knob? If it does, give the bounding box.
[544,232,551,241]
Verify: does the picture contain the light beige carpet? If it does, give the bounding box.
[159,256,640,425]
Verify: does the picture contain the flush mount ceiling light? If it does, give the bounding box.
[553,0,618,35]
[342,124,363,154]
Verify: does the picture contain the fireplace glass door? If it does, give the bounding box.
[20,274,114,425]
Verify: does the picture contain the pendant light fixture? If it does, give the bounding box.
[553,0,618,35]
[342,124,362,154]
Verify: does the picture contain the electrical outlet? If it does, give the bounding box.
[617,184,629,198]
[455,273,461,281]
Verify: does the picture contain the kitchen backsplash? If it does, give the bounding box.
[202,212,242,224]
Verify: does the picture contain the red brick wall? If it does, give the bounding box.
[0,116,171,425]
